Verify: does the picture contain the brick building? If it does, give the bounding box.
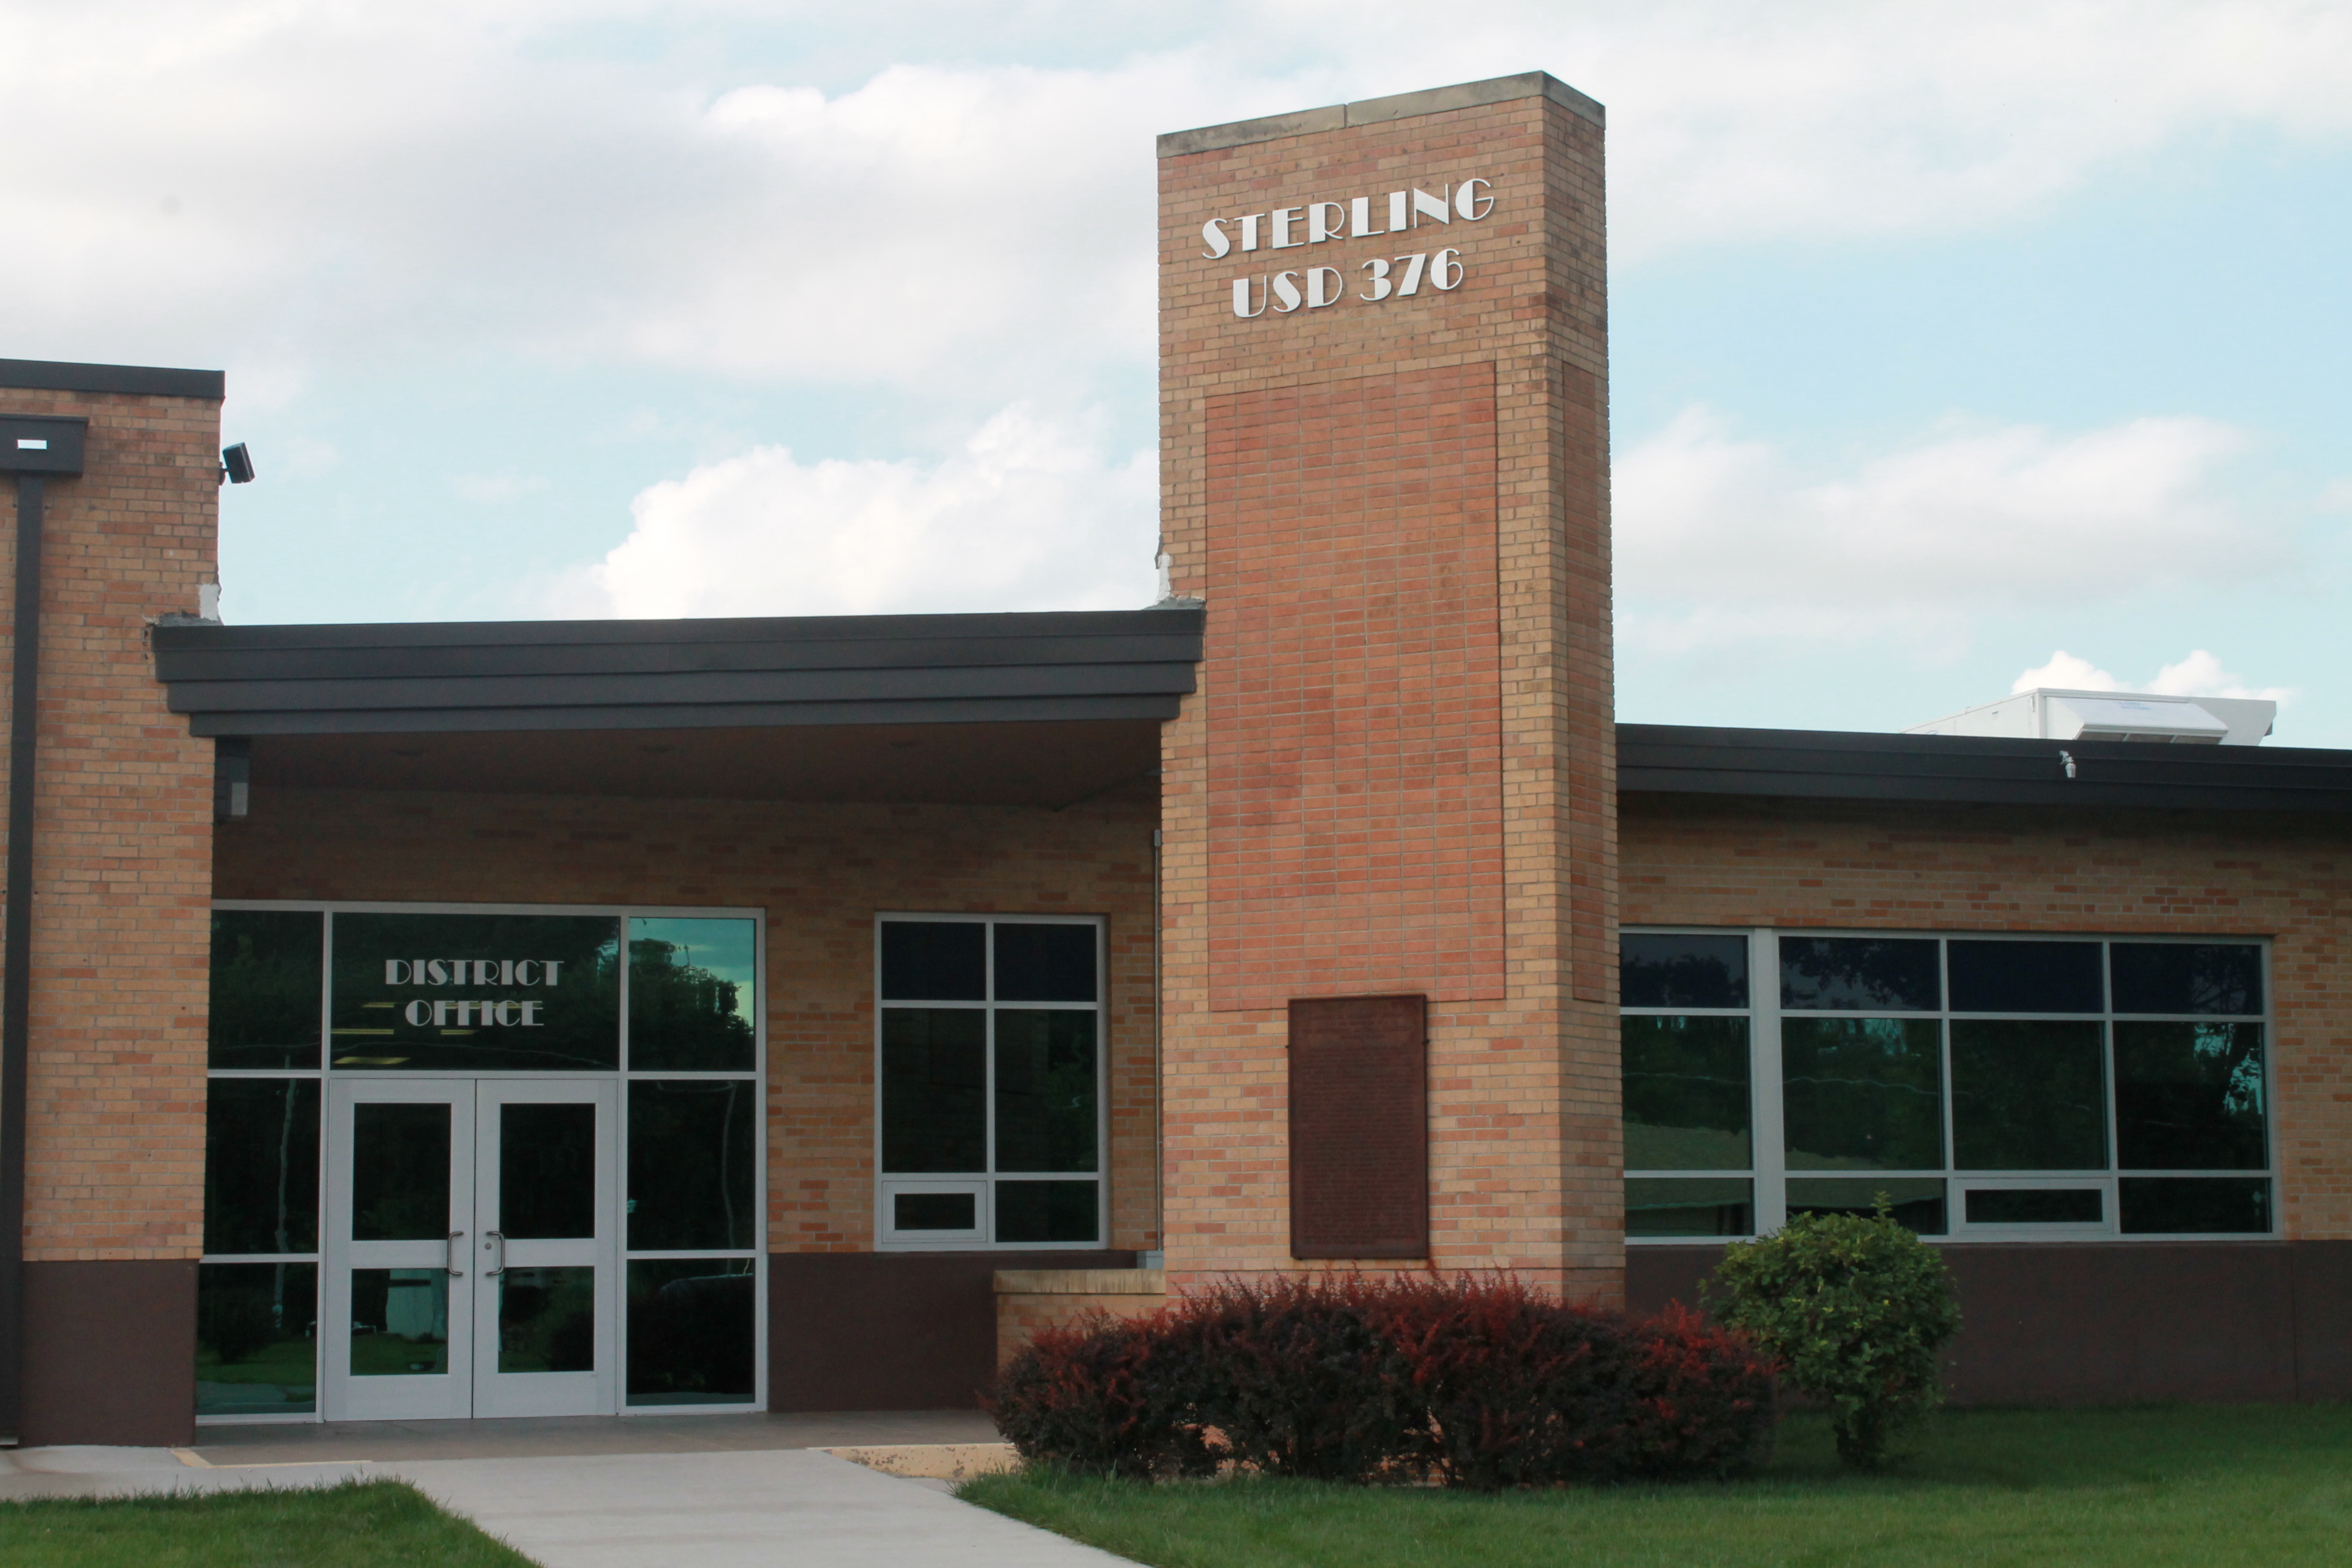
[1,72,2346,1445]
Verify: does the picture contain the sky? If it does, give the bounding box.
[4,1,2348,741]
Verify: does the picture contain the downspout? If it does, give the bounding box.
[0,415,83,1447]
[1151,826,1164,1265]
[0,474,47,1445]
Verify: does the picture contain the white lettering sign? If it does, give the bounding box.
[1207,178,1493,318]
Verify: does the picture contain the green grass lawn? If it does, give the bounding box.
[0,1479,535,1568]
[962,1406,2352,1567]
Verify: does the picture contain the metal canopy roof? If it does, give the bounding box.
[1621,723,2352,814]
[154,606,1205,736]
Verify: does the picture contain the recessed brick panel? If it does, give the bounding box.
[1288,994,1427,1259]
[1206,366,1503,1013]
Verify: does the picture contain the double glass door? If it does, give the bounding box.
[323,1079,618,1419]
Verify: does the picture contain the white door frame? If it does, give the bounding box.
[471,1079,620,1418]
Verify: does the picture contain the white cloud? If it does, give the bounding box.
[1616,406,2279,658]
[4,0,2351,390]
[553,405,1157,619]
[2013,649,2290,702]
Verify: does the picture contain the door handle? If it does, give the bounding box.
[483,1230,507,1277]
[445,1230,466,1277]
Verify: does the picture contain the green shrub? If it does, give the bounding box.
[1703,1201,1961,1468]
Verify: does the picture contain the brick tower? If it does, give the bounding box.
[1155,74,1619,1298]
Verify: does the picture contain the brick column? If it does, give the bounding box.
[1,366,222,1442]
[1156,75,1619,1299]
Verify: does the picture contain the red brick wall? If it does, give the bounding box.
[1206,367,1503,1012]
[0,381,220,1261]
[1622,792,2352,1240]
[214,781,1162,1253]
[1157,81,1619,1297]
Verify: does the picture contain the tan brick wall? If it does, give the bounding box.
[1157,84,1619,1298]
[992,1268,1167,1366]
[1623,792,2352,1240]
[214,782,1162,1252]
[1,383,220,1261]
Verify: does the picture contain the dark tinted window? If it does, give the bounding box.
[502,1102,597,1240]
[994,1011,1098,1173]
[351,1102,451,1241]
[1948,1021,2107,1170]
[2113,1022,2267,1169]
[880,922,984,1001]
[331,912,620,1072]
[2119,1177,2270,1234]
[196,1262,318,1417]
[204,1078,320,1254]
[2111,944,2263,1016]
[995,1180,1099,1244]
[1621,1016,1750,1170]
[628,1081,756,1250]
[209,911,323,1069]
[894,1192,977,1231]
[627,1260,755,1405]
[1966,1188,2101,1224]
[629,918,756,1071]
[994,924,1096,1003]
[879,1009,986,1173]
[1785,1177,1946,1236]
[1781,937,1940,1011]
[1621,934,1747,1009]
[1948,940,2103,1014]
[1780,1018,1944,1170]
[1624,1177,1753,1238]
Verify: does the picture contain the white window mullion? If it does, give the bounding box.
[1751,925,1786,1235]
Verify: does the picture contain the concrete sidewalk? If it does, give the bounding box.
[1,1440,1137,1567]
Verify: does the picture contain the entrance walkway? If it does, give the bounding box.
[1,1413,1136,1567]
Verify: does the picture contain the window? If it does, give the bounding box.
[200,902,765,1423]
[875,915,1105,1249]
[1623,930,2273,1243]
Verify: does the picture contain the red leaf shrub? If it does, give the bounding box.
[989,1274,1777,1488]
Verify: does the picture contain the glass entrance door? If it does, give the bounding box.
[323,1079,617,1420]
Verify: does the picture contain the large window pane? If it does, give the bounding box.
[205,1078,320,1255]
[209,911,323,1069]
[197,1262,317,1417]
[1782,1017,1944,1170]
[628,1081,756,1250]
[351,1103,450,1242]
[331,913,619,1071]
[1625,1177,1753,1238]
[1622,1016,1751,1170]
[1781,937,1940,1012]
[2111,943,2263,1016]
[1621,934,1747,1009]
[629,918,758,1071]
[502,1102,596,1240]
[350,1268,449,1375]
[1950,1020,2107,1170]
[880,1008,986,1173]
[2114,1022,2267,1169]
[994,924,1097,1003]
[994,1011,1098,1173]
[628,1259,755,1405]
[1787,1177,1947,1236]
[880,922,984,1001]
[995,1180,1100,1243]
[1948,940,2103,1014]
[2120,1177,2271,1234]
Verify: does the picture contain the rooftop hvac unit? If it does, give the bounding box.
[1905,688,2275,747]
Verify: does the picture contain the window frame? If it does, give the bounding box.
[1622,926,2277,1247]
[199,899,767,1424]
[872,912,1110,1253]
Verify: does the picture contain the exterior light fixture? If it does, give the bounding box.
[220,442,255,484]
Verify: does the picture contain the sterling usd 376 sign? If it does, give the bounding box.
[1204,179,1495,316]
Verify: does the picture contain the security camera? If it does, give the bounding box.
[220,443,255,484]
